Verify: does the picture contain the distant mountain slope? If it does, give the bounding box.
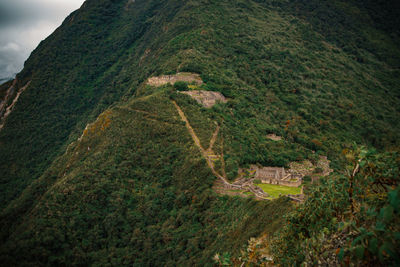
[0,0,399,265]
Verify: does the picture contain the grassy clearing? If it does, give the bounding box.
[256,184,302,198]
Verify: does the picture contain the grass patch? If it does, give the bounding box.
[256,184,302,199]
[227,189,243,193]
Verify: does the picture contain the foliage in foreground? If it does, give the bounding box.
[271,148,400,266]
[216,148,399,266]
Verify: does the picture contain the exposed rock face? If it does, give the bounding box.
[180,90,227,108]
[266,134,282,141]
[0,79,17,117]
[146,72,203,86]
[0,80,31,130]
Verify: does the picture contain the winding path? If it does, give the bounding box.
[207,124,220,151]
[172,100,268,199]
[172,100,231,185]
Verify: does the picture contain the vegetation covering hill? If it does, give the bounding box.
[0,0,399,265]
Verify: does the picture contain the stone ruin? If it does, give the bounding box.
[248,156,333,188]
[250,166,302,187]
[146,72,203,87]
[146,72,227,108]
[289,156,333,182]
[180,90,227,108]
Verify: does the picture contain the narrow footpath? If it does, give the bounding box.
[172,100,268,199]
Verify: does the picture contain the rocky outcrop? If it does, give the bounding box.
[180,90,227,108]
[0,80,31,130]
[0,79,17,118]
[266,133,282,141]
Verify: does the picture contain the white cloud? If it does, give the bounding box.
[0,42,21,52]
[0,0,85,79]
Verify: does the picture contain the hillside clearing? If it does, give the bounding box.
[256,184,302,199]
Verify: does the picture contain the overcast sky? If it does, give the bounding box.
[0,0,85,80]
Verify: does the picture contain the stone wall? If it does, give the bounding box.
[180,90,227,108]
[259,178,301,187]
[147,72,203,87]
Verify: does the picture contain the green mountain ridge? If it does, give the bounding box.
[0,0,399,265]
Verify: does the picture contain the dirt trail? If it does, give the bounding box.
[117,106,175,126]
[207,125,220,151]
[172,100,231,184]
[172,100,269,199]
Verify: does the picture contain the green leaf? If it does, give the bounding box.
[368,238,378,254]
[379,244,386,262]
[222,252,231,266]
[379,242,395,262]
[366,208,377,217]
[355,245,365,259]
[375,221,386,232]
[394,232,400,240]
[383,206,394,223]
[352,235,363,246]
[338,248,345,262]
[388,188,400,211]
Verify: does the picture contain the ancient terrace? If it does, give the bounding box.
[146,72,227,108]
[146,72,203,86]
[180,90,227,108]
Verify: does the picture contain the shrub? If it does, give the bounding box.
[314,167,323,173]
[174,81,188,91]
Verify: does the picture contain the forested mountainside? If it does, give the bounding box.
[0,0,399,265]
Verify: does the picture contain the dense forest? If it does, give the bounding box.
[0,0,399,265]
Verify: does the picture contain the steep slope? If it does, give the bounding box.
[0,92,292,265]
[0,0,189,209]
[0,0,399,265]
